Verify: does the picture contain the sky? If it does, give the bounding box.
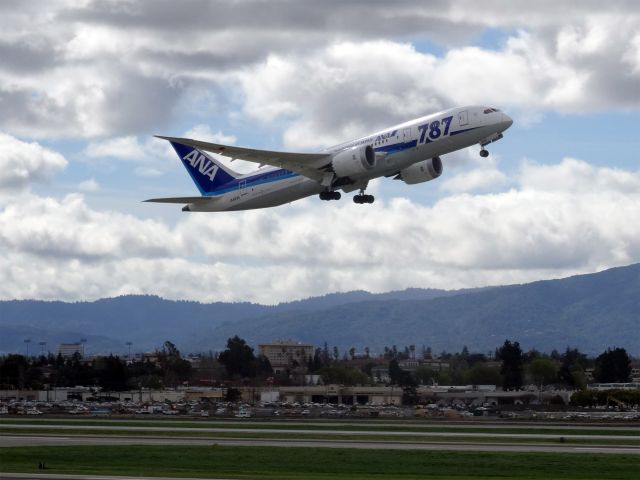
[0,0,639,304]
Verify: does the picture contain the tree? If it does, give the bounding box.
[466,363,501,386]
[528,358,558,389]
[95,355,128,391]
[158,341,192,387]
[218,336,256,378]
[255,355,273,378]
[307,348,324,373]
[558,348,589,388]
[497,340,524,390]
[318,366,369,385]
[388,359,415,387]
[415,366,438,385]
[0,354,29,389]
[594,348,631,383]
[322,342,330,363]
[225,387,241,402]
[388,359,403,384]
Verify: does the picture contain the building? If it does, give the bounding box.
[258,340,314,375]
[278,384,402,405]
[57,343,83,359]
[371,366,390,383]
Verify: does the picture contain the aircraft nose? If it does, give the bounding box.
[501,112,513,130]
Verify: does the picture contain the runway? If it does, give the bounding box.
[3,422,638,440]
[2,434,639,454]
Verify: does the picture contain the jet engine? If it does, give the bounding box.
[396,157,443,185]
[331,145,376,178]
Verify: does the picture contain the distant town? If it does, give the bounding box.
[1,337,638,420]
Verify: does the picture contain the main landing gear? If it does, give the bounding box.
[319,190,341,201]
[479,148,489,158]
[353,188,374,204]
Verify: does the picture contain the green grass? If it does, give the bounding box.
[0,445,639,479]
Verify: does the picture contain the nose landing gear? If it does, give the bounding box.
[479,148,489,158]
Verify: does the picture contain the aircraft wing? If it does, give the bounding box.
[156,136,331,182]
[144,196,211,203]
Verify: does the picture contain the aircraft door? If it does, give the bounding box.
[458,110,468,126]
[238,180,248,197]
[403,127,412,142]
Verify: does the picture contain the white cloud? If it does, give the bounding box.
[1,2,640,141]
[0,158,638,303]
[182,124,236,145]
[85,136,147,160]
[0,132,67,191]
[82,126,247,174]
[519,158,640,193]
[440,166,509,194]
[78,178,99,191]
[1,1,640,304]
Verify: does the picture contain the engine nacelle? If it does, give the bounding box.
[331,145,376,178]
[396,157,443,185]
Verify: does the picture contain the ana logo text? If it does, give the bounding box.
[183,150,219,182]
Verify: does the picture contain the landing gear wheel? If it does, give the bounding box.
[353,194,375,204]
[320,191,341,201]
[480,149,489,158]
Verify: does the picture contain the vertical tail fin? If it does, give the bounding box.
[168,141,240,195]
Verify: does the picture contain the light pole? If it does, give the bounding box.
[126,342,133,361]
[79,338,87,357]
[24,338,31,358]
[39,341,47,356]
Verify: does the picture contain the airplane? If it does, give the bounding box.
[145,105,513,211]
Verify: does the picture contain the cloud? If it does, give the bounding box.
[83,125,244,174]
[0,132,67,191]
[1,1,640,304]
[78,178,99,191]
[0,158,638,303]
[85,136,147,160]
[1,2,640,142]
[440,165,509,194]
[519,157,640,193]
[182,125,236,145]
[0,193,177,261]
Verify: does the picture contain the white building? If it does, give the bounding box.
[57,343,83,359]
[258,340,314,375]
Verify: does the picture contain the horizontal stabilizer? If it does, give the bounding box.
[144,196,212,204]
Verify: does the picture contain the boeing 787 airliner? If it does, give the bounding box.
[146,105,512,211]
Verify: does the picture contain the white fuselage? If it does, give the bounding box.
[189,105,512,211]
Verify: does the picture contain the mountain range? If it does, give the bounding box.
[1,264,638,356]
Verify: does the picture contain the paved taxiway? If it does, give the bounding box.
[2,434,639,455]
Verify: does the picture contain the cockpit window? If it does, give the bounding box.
[483,108,500,114]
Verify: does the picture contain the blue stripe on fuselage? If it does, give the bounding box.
[449,126,480,136]
[203,169,299,196]
[374,139,418,154]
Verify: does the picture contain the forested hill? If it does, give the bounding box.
[0,287,451,354]
[205,263,640,355]
[1,264,638,356]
